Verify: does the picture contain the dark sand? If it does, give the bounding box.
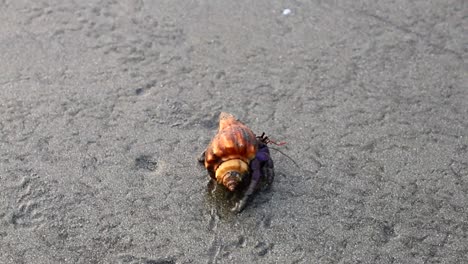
[1,1,467,263]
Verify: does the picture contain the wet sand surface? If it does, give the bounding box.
[1,1,467,263]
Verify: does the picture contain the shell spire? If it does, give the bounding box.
[218,112,240,131]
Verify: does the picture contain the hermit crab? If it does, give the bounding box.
[198,112,278,213]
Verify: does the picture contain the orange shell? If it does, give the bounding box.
[204,112,258,180]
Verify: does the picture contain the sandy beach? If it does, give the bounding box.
[1,1,467,263]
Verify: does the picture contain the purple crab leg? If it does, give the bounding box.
[232,145,271,212]
[263,153,275,186]
[256,144,274,186]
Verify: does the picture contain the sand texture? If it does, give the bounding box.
[1,1,467,263]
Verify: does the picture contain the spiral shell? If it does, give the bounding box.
[203,112,258,191]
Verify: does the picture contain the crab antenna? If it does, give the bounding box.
[267,139,287,146]
[257,132,287,146]
[269,146,299,168]
[256,132,296,167]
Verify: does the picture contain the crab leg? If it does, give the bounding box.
[232,146,271,212]
[263,153,275,186]
[256,144,274,186]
